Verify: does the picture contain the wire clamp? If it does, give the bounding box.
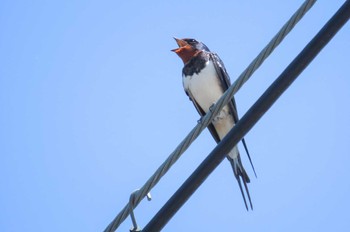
[129,190,152,232]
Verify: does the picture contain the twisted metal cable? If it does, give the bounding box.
[104,1,316,231]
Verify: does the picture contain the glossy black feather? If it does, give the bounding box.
[179,38,255,210]
[210,53,257,177]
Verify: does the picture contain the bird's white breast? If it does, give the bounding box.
[182,60,223,113]
[182,60,235,142]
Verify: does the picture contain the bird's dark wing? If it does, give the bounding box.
[185,90,221,143]
[209,53,238,120]
[209,53,256,176]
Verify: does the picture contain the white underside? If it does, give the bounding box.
[183,60,238,159]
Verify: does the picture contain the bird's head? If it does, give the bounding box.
[172,38,210,64]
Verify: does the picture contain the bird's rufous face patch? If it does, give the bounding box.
[172,38,201,64]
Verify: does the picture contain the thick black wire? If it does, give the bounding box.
[104,1,316,231]
[142,1,350,231]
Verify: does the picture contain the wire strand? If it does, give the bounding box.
[104,1,316,231]
[143,1,350,229]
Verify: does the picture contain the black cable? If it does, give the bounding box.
[142,1,350,231]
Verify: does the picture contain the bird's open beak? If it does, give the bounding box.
[171,37,188,52]
[174,37,187,47]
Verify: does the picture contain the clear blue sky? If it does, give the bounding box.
[1,1,349,231]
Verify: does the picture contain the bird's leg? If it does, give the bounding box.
[209,103,216,112]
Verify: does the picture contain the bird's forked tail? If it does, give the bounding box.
[227,148,253,210]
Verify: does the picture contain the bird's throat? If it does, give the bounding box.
[174,46,202,64]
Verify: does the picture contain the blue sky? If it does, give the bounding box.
[1,1,350,231]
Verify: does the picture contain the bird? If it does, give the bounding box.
[172,37,256,210]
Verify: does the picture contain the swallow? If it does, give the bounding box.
[172,38,256,210]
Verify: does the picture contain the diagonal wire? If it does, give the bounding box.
[143,1,350,229]
[104,1,316,231]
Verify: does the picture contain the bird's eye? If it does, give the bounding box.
[184,38,197,45]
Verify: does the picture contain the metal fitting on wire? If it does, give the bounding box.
[129,190,152,232]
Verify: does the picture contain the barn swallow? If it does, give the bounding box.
[172,38,256,210]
